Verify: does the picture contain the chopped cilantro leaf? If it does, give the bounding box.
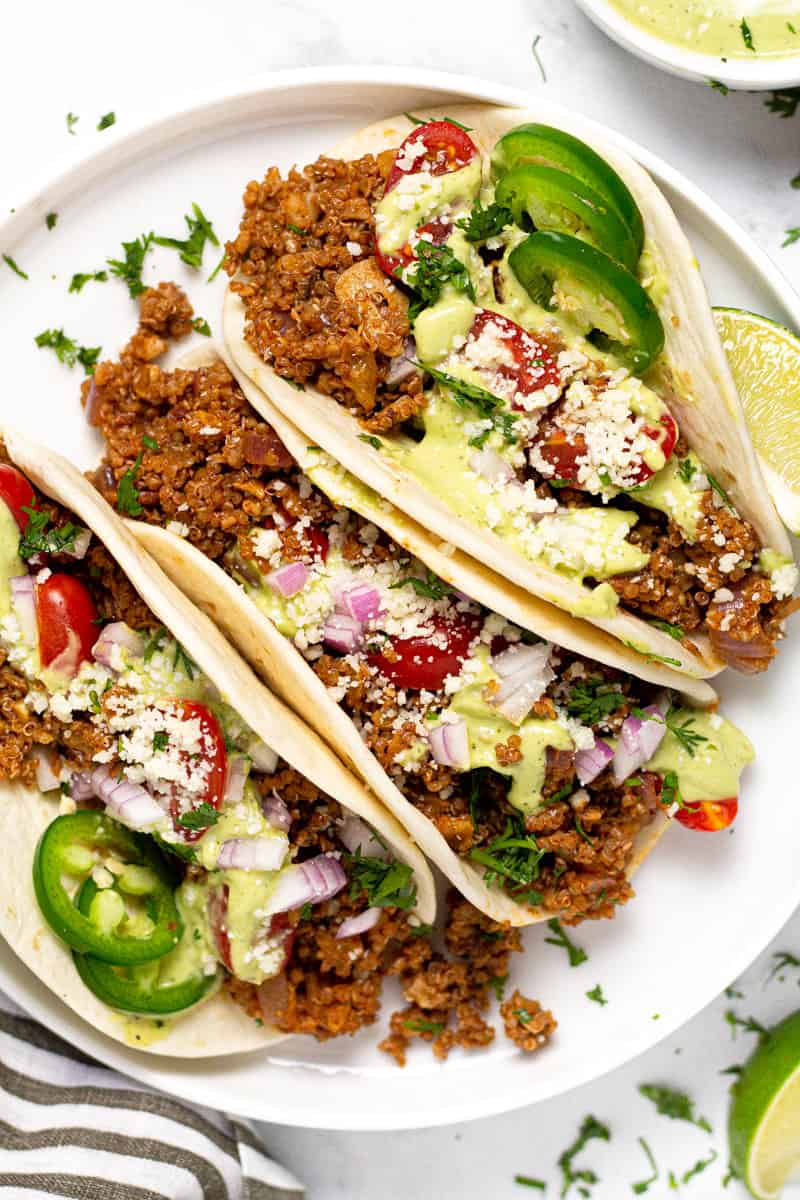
[792,174,800,190]
[740,17,755,50]
[708,79,730,94]
[646,617,684,640]
[116,451,144,516]
[408,922,433,938]
[3,254,28,279]
[514,1177,545,1190]
[402,240,475,320]
[725,1009,769,1041]
[46,212,58,230]
[191,316,211,336]
[677,457,696,484]
[768,950,800,982]
[470,817,545,894]
[420,362,517,444]
[143,626,167,662]
[557,1115,610,1198]
[565,677,625,725]
[66,112,79,135]
[152,731,170,752]
[177,802,219,831]
[784,227,800,248]
[35,328,101,375]
[632,1137,658,1194]
[490,974,508,1002]
[207,253,226,283]
[545,918,587,967]
[358,433,382,450]
[456,198,513,243]
[68,269,108,293]
[97,112,116,131]
[403,1018,444,1035]
[299,902,313,920]
[389,568,451,600]
[141,434,159,452]
[154,203,219,270]
[665,706,708,757]
[344,849,417,910]
[770,89,800,118]
[638,1083,712,1131]
[586,984,607,1006]
[107,233,154,298]
[286,222,307,235]
[18,506,78,560]
[682,1149,717,1183]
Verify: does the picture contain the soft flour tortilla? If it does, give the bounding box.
[0,428,436,1055]
[223,102,792,678]
[127,345,695,928]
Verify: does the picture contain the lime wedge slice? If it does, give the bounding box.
[714,307,800,536]
[729,1010,800,1197]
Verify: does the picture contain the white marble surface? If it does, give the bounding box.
[3,1,800,1195]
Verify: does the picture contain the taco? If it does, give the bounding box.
[0,427,438,1057]
[222,103,797,678]
[83,287,753,936]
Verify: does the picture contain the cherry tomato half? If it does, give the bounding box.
[367,610,481,692]
[36,573,98,679]
[534,407,679,489]
[675,796,738,832]
[385,121,478,194]
[0,463,35,532]
[167,700,228,843]
[466,310,562,409]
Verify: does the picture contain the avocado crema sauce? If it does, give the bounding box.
[607,0,800,59]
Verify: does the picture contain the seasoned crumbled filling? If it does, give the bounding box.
[225,154,793,663]
[87,288,666,928]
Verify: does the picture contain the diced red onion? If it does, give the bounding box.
[224,756,248,805]
[91,622,144,670]
[708,587,776,674]
[266,853,347,914]
[10,576,37,646]
[91,765,165,830]
[337,583,381,623]
[336,907,381,939]
[468,447,515,485]
[575,738,614,785]
[64,528,92,560]
[489,642,554,725]
[266,561,309,598]
[70,771,96,802]
[246,734,279,774]
[337,814,385,858]
[428,719,470,769]
[33,747,61,793]
[262,789,292,833]
[323,612,363,654]
[611,706,667,784]
[216,836,288,872]
[385,337,418,388]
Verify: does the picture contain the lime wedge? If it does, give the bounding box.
[714,307,800,536]
[729,1010,800,1197]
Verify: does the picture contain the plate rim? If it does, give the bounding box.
[2,64,800,1130]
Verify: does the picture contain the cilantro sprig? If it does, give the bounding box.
[456,199,513,243]
[565,678,625,726]
[557,1115,610,1198]
[154,203,219,270]
[469,817,545,901]
[107,233,154,298]
[344,848,417,910]
[420,362,517,444]
[69,269,108,294]
[389,569,451,601]
[177,801,219,831]
[35,328,101,375]
[402,239,475,320]
[638,1083,712,1132]
[545,918,588,967]
[18,506,79,560]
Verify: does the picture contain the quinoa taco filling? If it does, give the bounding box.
[223,120,797,673]
[0,437,545,1064]
[87,287,753,934]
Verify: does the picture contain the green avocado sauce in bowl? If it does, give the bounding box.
[576,0,800,88]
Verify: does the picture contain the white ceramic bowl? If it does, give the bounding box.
[575,0,800,89]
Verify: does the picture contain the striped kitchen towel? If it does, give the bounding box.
[0,993,304,1199]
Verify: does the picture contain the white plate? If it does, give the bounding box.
[1,66,799,1131]
[574,0,800,89]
